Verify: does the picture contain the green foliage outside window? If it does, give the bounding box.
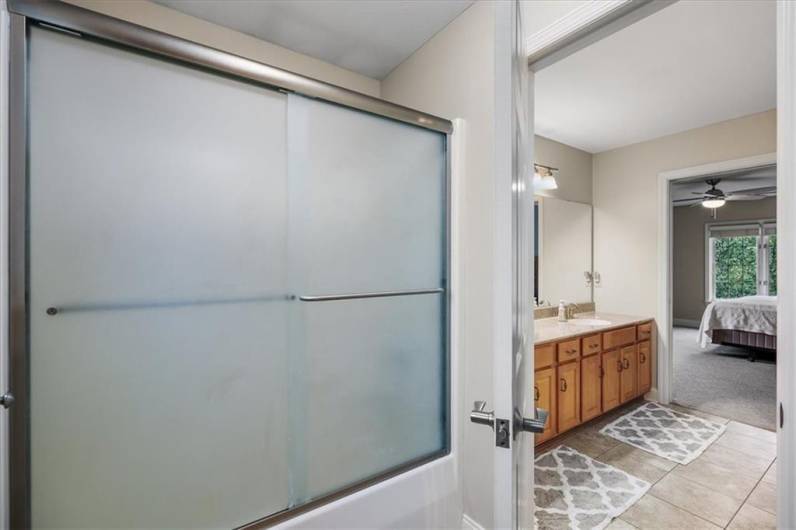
[713,236,758,299]
[768,235,777,295]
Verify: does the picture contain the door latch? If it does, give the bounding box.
[470,401,549,448]
[470,401,511,448]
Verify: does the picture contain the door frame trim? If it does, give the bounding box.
[655,152,776,408]
[7,12,27,530]
[776,3,796,527]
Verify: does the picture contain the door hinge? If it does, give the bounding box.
[780,402,784,429]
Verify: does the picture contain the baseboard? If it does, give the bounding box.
[462,513,485,530]
[673,318,700,329]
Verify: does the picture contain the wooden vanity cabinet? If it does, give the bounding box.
[557,361,580,433]
[620,345,638,402]
[534,319,655,446]
[601,349,622,412]
[638,340,652,394]
[581,353,602,422]
[534,367,557,444]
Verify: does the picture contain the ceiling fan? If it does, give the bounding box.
[673,178,776,209]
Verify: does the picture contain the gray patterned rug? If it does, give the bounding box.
[599,401,726,464]
[535,446,650,530]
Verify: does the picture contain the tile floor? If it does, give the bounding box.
[536,400,777,529]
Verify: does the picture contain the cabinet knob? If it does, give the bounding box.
[559,378,568,392]
[534,386,540,401]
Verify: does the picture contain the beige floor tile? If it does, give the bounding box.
[728,503,777,530]
[747,481,776,515]
[560,430,620,458]
[671,458,759,500]
[726,421,777,443]
[669,403,730,424]
[762,461,776,485]
[620,494,720,529]
[606,518,637,529]
[714,432,777,460]
[688,444,773,477]
[597,443,676,484]
[649,473,743,527]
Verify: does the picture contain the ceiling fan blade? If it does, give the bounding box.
[673,197,702,203]
[725,186,777,196]
[726,194,766,201]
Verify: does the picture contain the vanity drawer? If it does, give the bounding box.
[637,322,653,341]
[603,326,636,350]
[535,344,555,369]
[582,334,602,356]
[557,339,581,363]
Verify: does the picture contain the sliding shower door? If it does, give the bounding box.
[21,22,448,529]
[28,26,291,528]
[286,95,447,505]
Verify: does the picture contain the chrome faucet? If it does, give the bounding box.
[558,300,579,321]
[566,302,580,320]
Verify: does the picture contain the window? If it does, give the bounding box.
[706,221,777,301]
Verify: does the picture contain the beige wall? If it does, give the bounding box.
[381,3,496,525]
[535,134,593,204]
[673,197,776,323]
[63,0,381,97]
[592,109,776,322]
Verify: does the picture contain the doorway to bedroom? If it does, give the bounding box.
[670,165,778,431]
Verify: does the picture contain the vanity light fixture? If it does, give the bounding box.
[534,163,559,191]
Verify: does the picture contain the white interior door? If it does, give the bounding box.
[489,1,536,529]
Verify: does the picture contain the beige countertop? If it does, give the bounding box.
[534,312,653,345]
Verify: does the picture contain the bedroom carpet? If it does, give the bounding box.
[673,326,776,431]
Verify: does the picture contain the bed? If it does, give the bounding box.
[698,295,777,360]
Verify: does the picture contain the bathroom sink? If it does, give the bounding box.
[570,318,612,326]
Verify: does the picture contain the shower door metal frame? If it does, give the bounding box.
[5,1,453,527]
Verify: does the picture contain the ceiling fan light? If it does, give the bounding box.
[702,197,726,208]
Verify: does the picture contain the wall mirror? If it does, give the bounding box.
[534,197,593,307]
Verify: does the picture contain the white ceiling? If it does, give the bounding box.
[153,0,473,80]
[535,0,776,154]
[670,166,776,205]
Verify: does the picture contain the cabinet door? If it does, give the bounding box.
[557,361,581,433]
[534,368,557,444]
[620,345,638,403]
[638,340,652,395]
[581,355,602,422]
[602,349,621,412]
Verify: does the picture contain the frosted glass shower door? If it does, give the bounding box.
[28,27,290,528]
[287,95,448,505]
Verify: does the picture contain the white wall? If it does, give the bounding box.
[593,109,776,319]
[381,3,497,526]
[63,0,381,97]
